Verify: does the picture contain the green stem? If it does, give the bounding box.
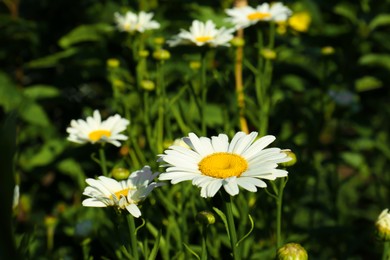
[98,146,108,176]
[200,50,207,135]
[127,214,139,260]
[156,61,165,153]
[383,241,390,260]
[200,226,208,260]
[224,195,240,260]
[273,177,288,250]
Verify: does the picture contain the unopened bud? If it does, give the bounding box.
[376,209,390,241]
[231,37,245,47]
[154,37,165,46]
[260,48,277,60]
[189,61,201,71]
[279,149,297,167]
[111,168,130,180]
[107,58,120,68]
[141,80,155,91]
[277,243,308,260]
[139,50,150,58]
[196,211,216,225]
[321,46,335,56]
[153,49,171,60]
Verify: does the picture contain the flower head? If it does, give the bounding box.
[226,3,292,29]
[159,132,290,198]
[277,243,308,260]
[82,166,162,217]
[114,11,160,33]
[376,208,390,241]
[167,20,235,47]
[67,110,129,147]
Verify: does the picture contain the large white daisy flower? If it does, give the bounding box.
[167,20,235,47]
[226,3,292,29]
[82,166,162,218]
[67,110,129,147]
[114,11,160,33]
[159,132,291,198]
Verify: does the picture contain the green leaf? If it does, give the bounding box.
[204,103,223,127]
[359,54,390,71]
[19,101,50,126]
[183,243,200,260]
[213,207,229,239]
[369,14,390,30]
[59,23,113,49]
[355,76,383,92]
[147,230,161,260]
[0,72,23,111]
[281,74,306,92]
[26,48,79,68]
[23,85,60,100]
[236,214,254,247]
[333,3,357,23]
[341,152,365,168]
[56,158,86,188]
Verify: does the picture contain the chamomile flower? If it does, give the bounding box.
[114,11,160,33]
[82,166,162,217]
[226,2,292,29]
[167,20,235,47]
[159,132,291,198]
[67,110,129,147]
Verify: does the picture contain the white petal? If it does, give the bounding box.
[222,177,239,196]
[126,204,142,218]
[82,198,107,207]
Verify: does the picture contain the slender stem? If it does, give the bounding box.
[200,226,208,260]
[200,50,207,135]
[224,195,240,260]
[98,146,108,176]
[127,214,139,260]
[383,241,390,260]
[156,61,165,153]
[275,177,288,249]
[235,28,249,134]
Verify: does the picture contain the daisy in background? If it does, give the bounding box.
[159,131,291,198]
[82,166,162,217]
[167,20,235,47]
[67,110,129,147]
[114,11,160,33]
[226,2,292,29]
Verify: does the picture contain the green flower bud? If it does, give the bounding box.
[189,61,201,71]
[277,243,308,260]
[111,168,130,180]
[107,58,120,68]
[231,37,245,47]
[196,211,216,225]
[279,149,297,167]
[154,37,165,46]
[321,46,335,56]
[153,49,171,60]
[260,48,277,60]
[141,80,155,91]
[376,209,390,241]
[139,50,150,58]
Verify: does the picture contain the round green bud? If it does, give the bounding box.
[111,168,130,180]
[277,243,308,260]
[141,80,155,91]
[139,50,150,58]
[153,49,171,60]
[189,61,201,70]
[107,58,120,68]
[279,149,297,167]
[154,37,165,46]
[260,48,277,60]
[196,211,216,225]
[376,209,390,241]
[321,46,335,56]
[231,37,245,47]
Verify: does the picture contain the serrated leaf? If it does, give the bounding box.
[23,85,60,100]
[369,14,390,30]
[359,54,390,71]
[59,23,113,49]
[26,48,79,68]
[355,76,382,92]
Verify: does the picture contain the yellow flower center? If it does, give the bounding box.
[198,152,248,179]
[112,188,129,199]
[88,130,111,142]
[247,12,271,21]
[195,36,213,43]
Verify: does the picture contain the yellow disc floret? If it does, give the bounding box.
[247,12,271,21]
[195,36,213,43]
[198,152,248,179]
[88,130,111,142]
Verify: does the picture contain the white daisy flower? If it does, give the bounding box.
[82,166,162,218]
[67,110,129,147]
[226,3,292,29]
[114,11,160,33]
[167,20,235,47]
[159,132,291,198]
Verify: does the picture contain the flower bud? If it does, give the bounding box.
[277,243,308,260]
[260,48,277,60]
[321,46,335,56]
[189,61,201,71]
[107,58,120,68]
[153,37,165,46]
[139,50,150,58]
[153,49,171,60]
[141,80,155,91]
[111,168,130,180]
[231,37,245,47]
[196,211,216,225]
[279,149,297,167]
[376,209,390,241]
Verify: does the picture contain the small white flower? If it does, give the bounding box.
[67,110,129,147]
[159,132,291,198]
[226,2,292,29]
[114,11,160,33]
[82,166,162,217]
[376,208,390,241]
[167,20,235,47]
